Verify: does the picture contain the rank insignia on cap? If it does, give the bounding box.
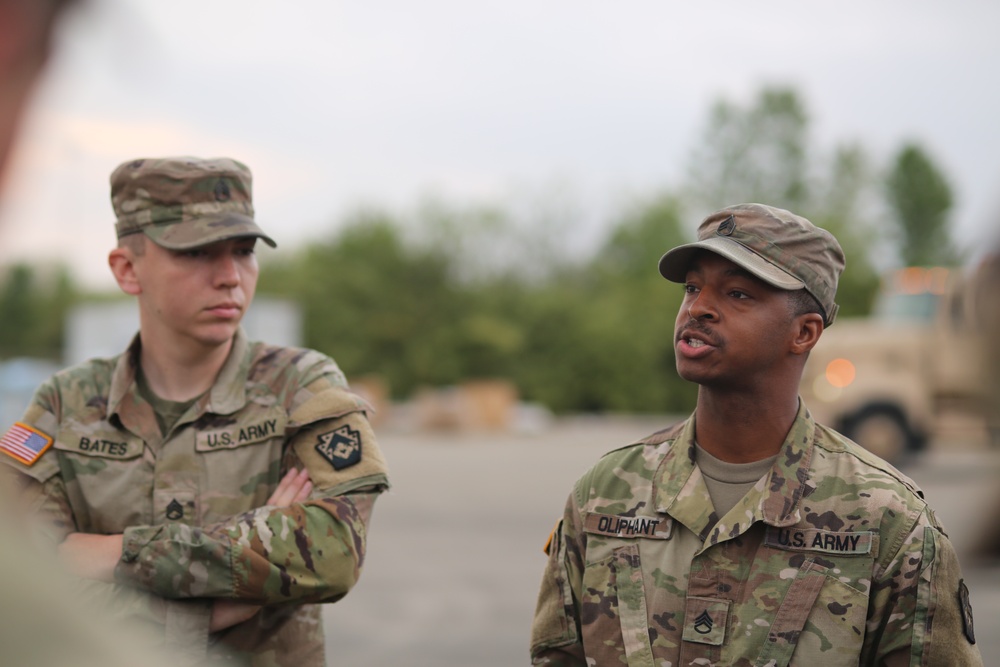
[214,178,231,201]
[717,214,736,236]
[315,425,362,470]
[959,579,976,644]
[0,422,53,466]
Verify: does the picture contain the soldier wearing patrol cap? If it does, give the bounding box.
[530,203,982,666]
[0,156,390,666]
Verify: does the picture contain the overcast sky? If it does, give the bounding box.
[1,0,998,289]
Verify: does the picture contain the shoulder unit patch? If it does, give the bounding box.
[959,579,976,644]
[315,424,362,470]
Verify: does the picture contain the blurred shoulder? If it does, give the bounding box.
[37,354,121,404]
[246,341,348,389]
[573,418,688,506]
[811,422,926,504]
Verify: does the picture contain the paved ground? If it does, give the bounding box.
[324,417,1000,666]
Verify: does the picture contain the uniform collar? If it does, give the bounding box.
[205,327,249,415]
[108,328,251,433]
[654,400,816,544]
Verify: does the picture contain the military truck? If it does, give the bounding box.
[800,265,992,463]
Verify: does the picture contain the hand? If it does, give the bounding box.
[210,599,266,632]
[58,532,123,582]
[267,467,313,506]
[210,467,314,632]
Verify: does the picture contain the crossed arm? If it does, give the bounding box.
[57,467,314,632]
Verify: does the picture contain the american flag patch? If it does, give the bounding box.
[0,422,53,466]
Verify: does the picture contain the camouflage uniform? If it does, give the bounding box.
[2,328,389,666]
[530,402,982,666]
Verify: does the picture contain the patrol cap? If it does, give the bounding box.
[110,156,277,250]
[658,203,845,326]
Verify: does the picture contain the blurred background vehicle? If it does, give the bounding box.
[801,263,995,463]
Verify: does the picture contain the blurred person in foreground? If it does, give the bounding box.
[0,1,151,665]
[530,203,982,666]
[0,0,72,176]
[0,156,390,666]
[0,1,177,665]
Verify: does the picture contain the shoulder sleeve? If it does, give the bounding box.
[865,507,983,666]
[915,512,984,666]
[288,385,389,495]
[284,347,350,394]
[530,493,587,666]
[0,382,63,483]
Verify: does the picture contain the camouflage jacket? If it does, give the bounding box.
[1,329,390,667]
[530,403,982,667]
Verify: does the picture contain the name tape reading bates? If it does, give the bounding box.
[584,513,673,540]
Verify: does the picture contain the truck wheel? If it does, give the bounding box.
[844,407,916,463]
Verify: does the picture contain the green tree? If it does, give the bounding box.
[810,144,883,317]
[687,87,810,211]
[514,195,697,413]
[0,264,42,357]
[255,84,940,414]
[259,210,470,397]
[0,263,76,360]
[592,215,700,412]
[685,87,881,317]
[413,195,577,284]
[886,142,958,266]
[258,196,701,414]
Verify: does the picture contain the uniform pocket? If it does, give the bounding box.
[579,541,658,667]
[787,575,869,667]
[752,557,870,667]
[757,527,875,667]
[575,543,640,666]
[53,425,149,533]
[581,516,682,667]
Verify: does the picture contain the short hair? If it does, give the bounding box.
[117,233,146,256]
[787,288,824,322]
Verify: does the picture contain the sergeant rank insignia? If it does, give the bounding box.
[166,499,184,521]
[693,610,714,635]
[316,425,362,470]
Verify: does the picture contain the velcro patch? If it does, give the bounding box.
[765,526,874,556]
[543,520,560,556]
[196,416,283,451]
[56,434,141,460]
[0,422,53,466]
[584,512,672,540]
[681,597,730,645]
[959,579,976,644]
[315,424,362,470]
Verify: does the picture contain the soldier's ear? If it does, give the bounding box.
[108,245,141,296]
[790,312,823,355]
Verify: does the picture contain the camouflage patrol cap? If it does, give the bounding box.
[658,203,845,326]
[110,156,277,250]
